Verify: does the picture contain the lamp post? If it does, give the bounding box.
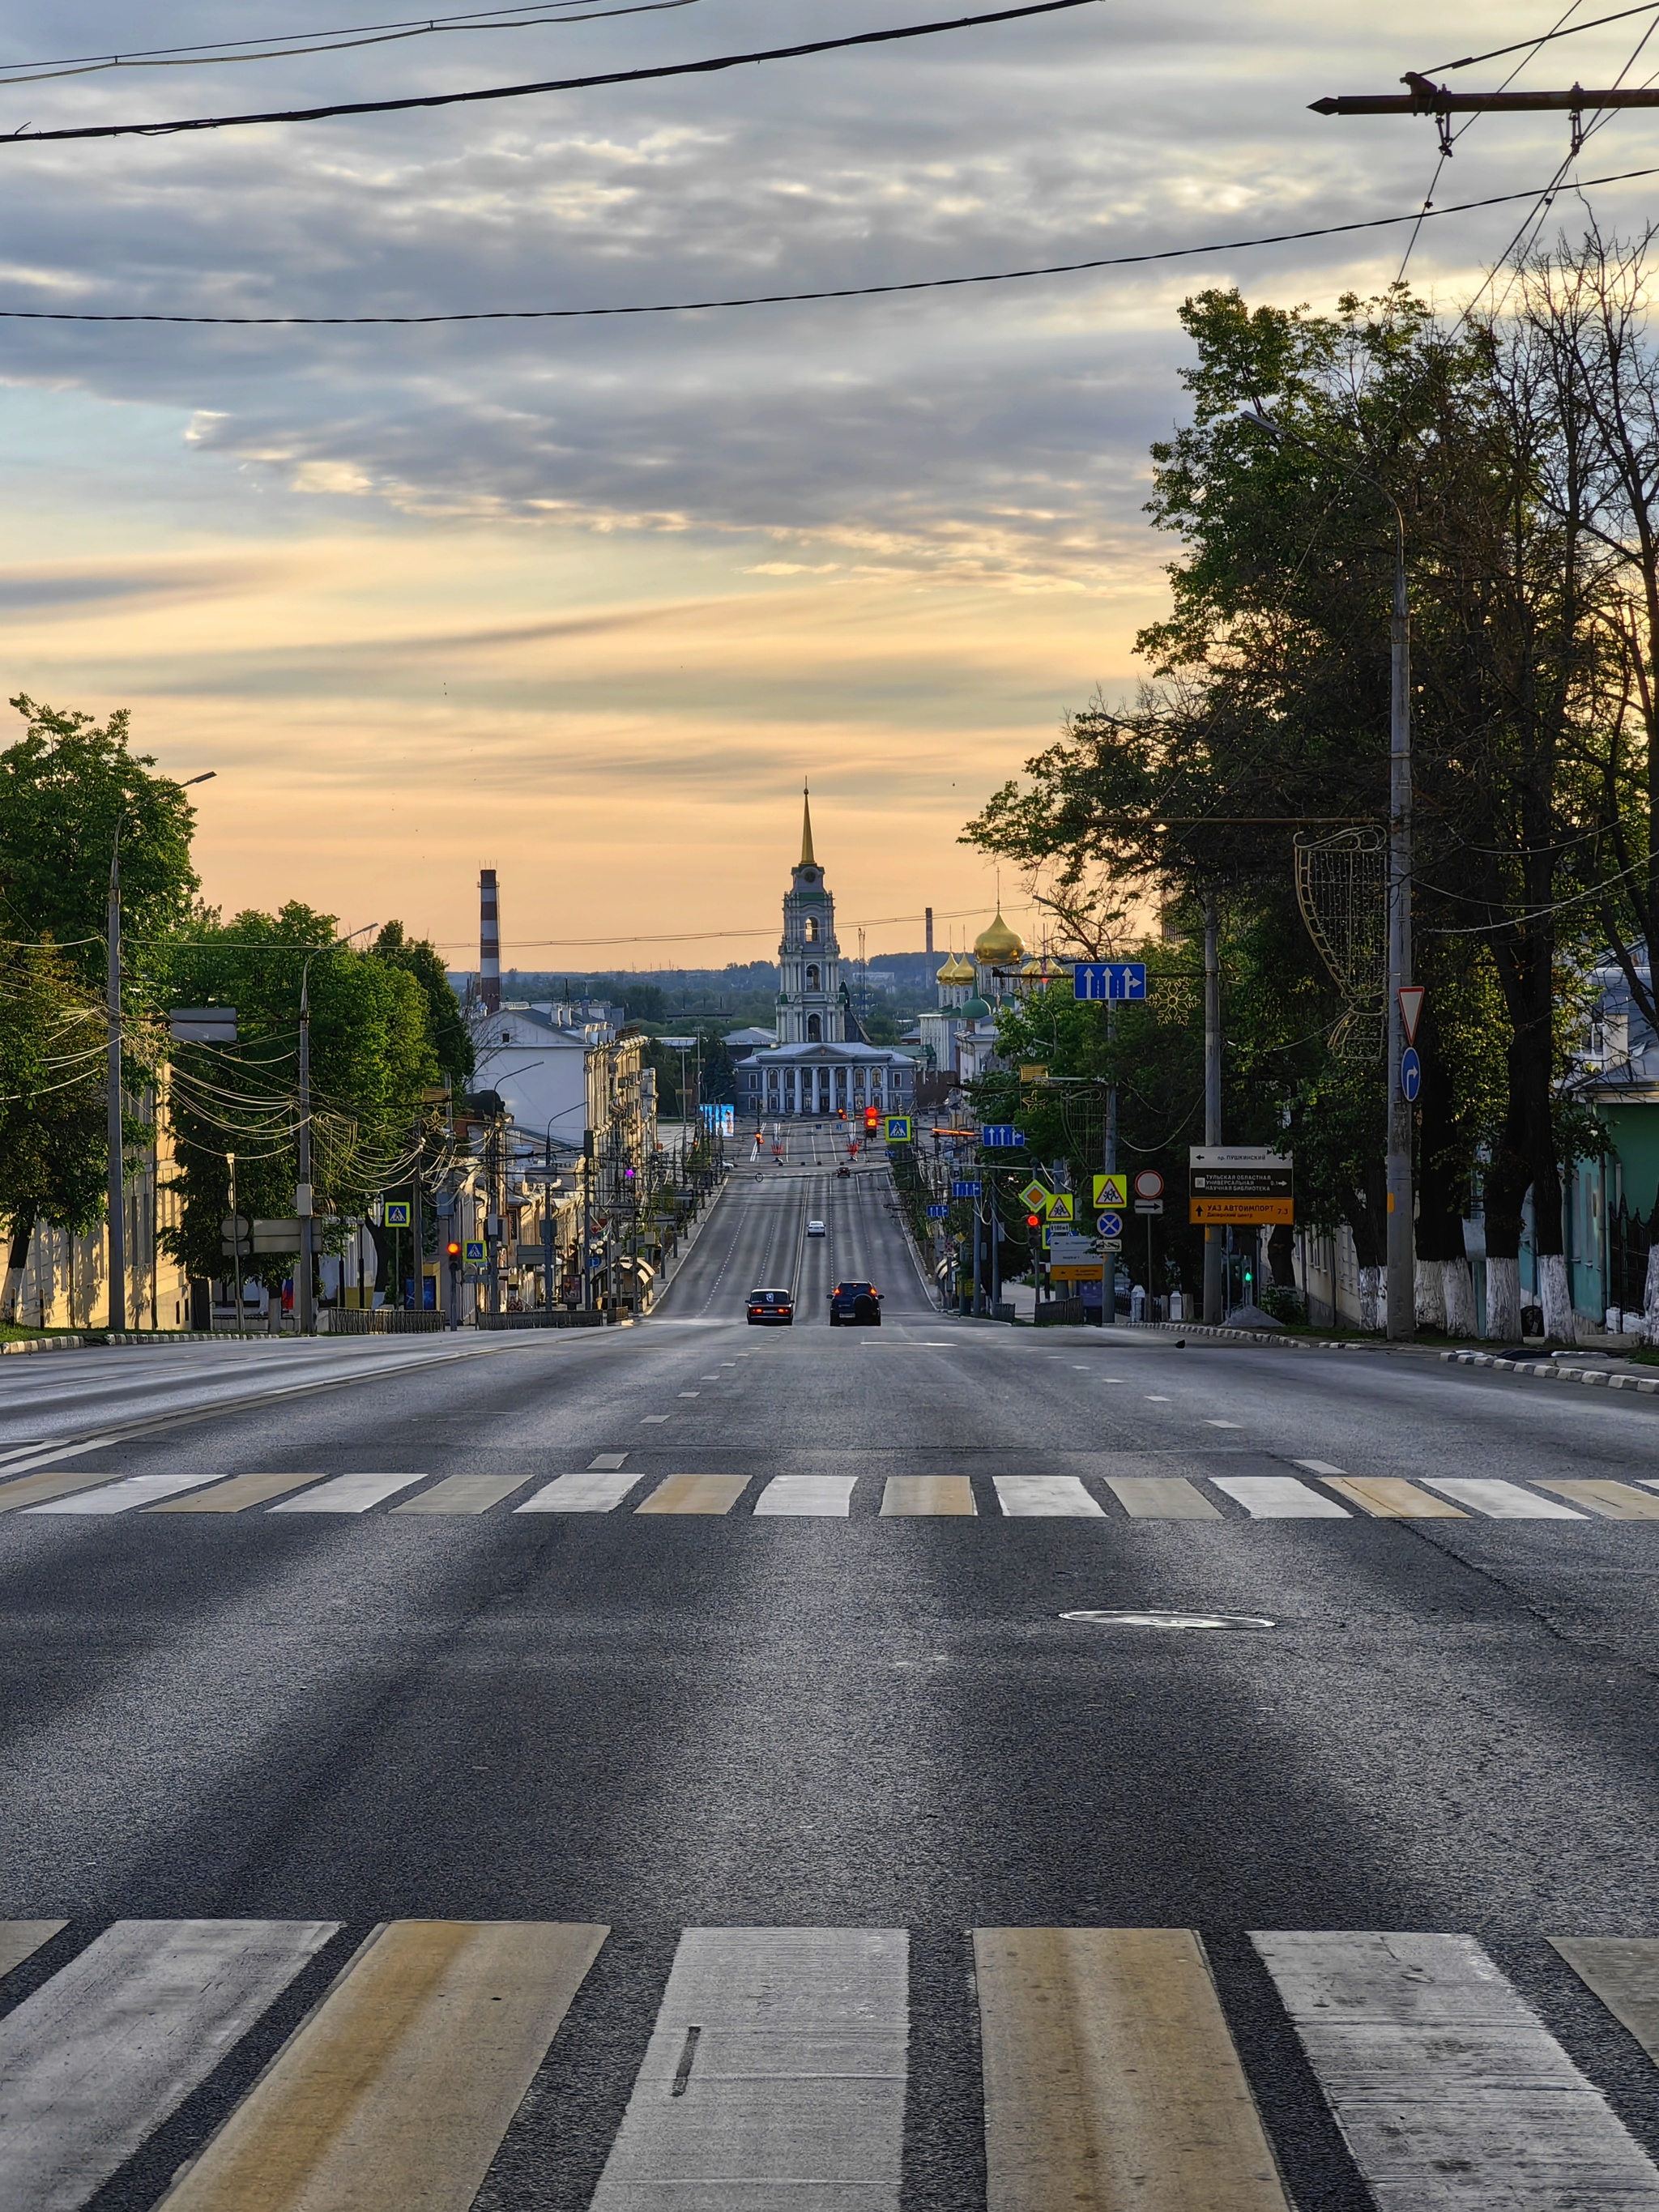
[107,769,215,1336]
[1242,411,1414,1338]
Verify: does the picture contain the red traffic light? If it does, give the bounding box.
[1026,1213,1041,1229]
[446,1241,461,1259]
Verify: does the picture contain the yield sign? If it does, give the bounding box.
[1398,986,1426,1045]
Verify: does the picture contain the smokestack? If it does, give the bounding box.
[480,867,501,1015]
[925,906,934,955]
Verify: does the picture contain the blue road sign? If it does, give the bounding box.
[981,1125,1026,1148]
[1098,1212,1124,1238]
[463,1238,487,1266]
[383,1200,412,1228]
[927,1203,949,1219]
[1401,1045,1422,1103]
[951,1179,983,1198]
[1073,961,1148,1002]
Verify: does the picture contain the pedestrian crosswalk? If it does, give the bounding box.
[6,1916,1659,2210]
[7,1459,1659,1524]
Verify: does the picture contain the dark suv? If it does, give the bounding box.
[829,1281,881,1327]
[748,1287,795,1326]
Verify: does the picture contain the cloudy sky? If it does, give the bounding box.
[0,0,1649,965]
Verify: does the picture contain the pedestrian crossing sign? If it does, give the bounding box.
[1092,1172,1128,1209]
[1019,1180,1051,1214]
[884,1115,912,1144]
[1046,1192,1076,1225]
[463,1239,486,1266]
[383,1201,412,1227]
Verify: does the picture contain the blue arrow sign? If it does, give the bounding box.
[980,1125,1026,1148]
[927,1204,949,1219]
[1073,961,1148,1002]
[1401,1045,1422,1104]
[951,1179,983,1198]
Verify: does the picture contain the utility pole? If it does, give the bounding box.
[296,970,313,1334]
[1385,514,1415,1340]
[1203,897,1222,1327]
[106,833,126,1336]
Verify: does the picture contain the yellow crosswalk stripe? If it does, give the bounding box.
[975,1927,1290,2211]
[1551,1937,1659,2062]
[635,1475,750,1515]
[1534,1480,1659,1519]
[0,1921,66,1979]
[0,1467,137,1513]
[1313,1475,1465,1518]
[881,1476,975,1515]
[156,1920,607,2212]
[148,1473,326,1515]
[391,1475,531,1515]
[1104,1477,1220,1519]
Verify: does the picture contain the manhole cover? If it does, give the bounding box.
[1061,1609,1274,1630]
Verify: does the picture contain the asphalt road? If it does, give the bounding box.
[7,1159,1659,2209]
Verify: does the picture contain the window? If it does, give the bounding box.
[805,963,820,991]
[807,1014,822,1042]
[804,916,819,944]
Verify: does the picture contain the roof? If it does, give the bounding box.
[974,909,1025,962]
[736,1041,915,1068]
[936,953,975,982]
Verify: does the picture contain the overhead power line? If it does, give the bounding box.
[1422,2,1659,75]
[5,162,1657,325]
[0,1,704,85]
[0,2,703,84]
[0,0,1107,144]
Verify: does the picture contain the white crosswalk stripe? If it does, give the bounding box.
[269,1472,428,1514]
[992,1476,1105,1518]
[24,1469,231,1515]
[753,1476,857,1515]
[3,1919,1659,2209]
[1422,1477,1587,1518]
[1212,1475,1350,1519]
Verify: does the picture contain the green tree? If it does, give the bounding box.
[372,921,473,1088]
[0,942,106,1320]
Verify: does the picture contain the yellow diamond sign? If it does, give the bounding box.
[1019,1181,1051,1215]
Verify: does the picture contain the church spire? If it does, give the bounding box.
[800,782,816,867]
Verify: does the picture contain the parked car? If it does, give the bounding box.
[805,1219,827,1238]
[829,1281,881,1326]
[747,1287,795,1325]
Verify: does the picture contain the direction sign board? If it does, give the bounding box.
[1051,1263,1106,1283]
[383,1201,412,1228]
[1019,1180,1051,1215]
[1189,1149,1293,1226]
[927,1204,949,1219]
[1133,1200,1164,1216]
[1046,1191,1076,1225]
[1073,961,1148,1002]
[950,1179,983,1198]
[1048,1230,1100,1262]
[1401,1046,1422,1103]
[981,1124,1026,1148]
[1092,1172,1128,1209]
[884,1115,913,1144]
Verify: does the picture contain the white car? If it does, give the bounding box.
[805,1219,827,1238]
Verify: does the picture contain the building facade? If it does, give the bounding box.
[736,793,917,1121]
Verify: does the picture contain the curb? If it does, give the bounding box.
[1132,1319,1380,1352]
[1441,1347,1659,1392]
[0,1333,87,1356]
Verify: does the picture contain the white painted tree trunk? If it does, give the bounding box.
[0,1264,21,1325]
[1358,1264,1382,1333]
[1537,1252,1576,1345]
[1443,1259,1478,1340]
[1643,1245,1659,1345]
[1415,1264,1447,1332]
[1486,1255,1523,1340]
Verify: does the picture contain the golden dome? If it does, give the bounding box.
[973,909,1026,963]
[936,953,975,984]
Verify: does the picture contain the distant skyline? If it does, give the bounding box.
[0,2,1641,955]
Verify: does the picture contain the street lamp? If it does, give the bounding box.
[1241,410,1414,1339]
[107,769,215,1336]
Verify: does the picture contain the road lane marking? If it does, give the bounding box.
[517,1472,638,1513]
[0,1466,139,1512]
[1255,1929,1659,2208]
[880,1476,976,1516]
[1203,1419,1243,1429]
[1550,1938,1659,2064]
[0,1918,337,2212]
[1105,1477,1221,1519]
[992,1477,1105,1518]
[590,1454,629,1470]
[0,1923,66,1980]
[975,1926,1290,2212]
[1299,1470,1465,1518]
[589,1926,906,2212]
[1145,1395,1171,1402]
[1536,1479,1659,1518]
[270,1473,426,1514]
[642,1415,671,1425]
[1422,1477,1586,1518]
[637,1475,750,1515]
[391,1475,531,1515]
[25,1468,242,1515]
[156,1920,607,2212]
[753,1477,857,1516]
[148,1472,329,1514]
[678,1392,701,1398]
[1213,1476,1350,1518]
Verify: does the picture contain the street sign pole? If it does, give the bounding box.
[1203,897,1223,1326]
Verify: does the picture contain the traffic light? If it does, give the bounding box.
[864,1106,880,1131]
[446,1241,461,1269]
[1026,1213,1042,1230]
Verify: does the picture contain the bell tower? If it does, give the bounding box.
[776,786,843,1045]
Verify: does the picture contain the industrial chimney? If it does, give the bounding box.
[925,906,934,955]
[480,868,501,1014]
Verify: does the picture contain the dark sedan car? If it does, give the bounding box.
[748,1287,795,1325]
[829,1281,881,1326]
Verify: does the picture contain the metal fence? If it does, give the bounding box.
[1610,1198,1659,1315]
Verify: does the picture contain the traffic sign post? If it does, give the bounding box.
[1019,1180,1051,1216]
[1097,1211,1124,1238]
[1398,985,1426,1045]
[951,1179,983,1198]
[1046,1192,1076,1226]
[1092,1172,1128,1209]
[927,1204,948,1220]
[1073,961,1148,1002]
[981,1124,1026,1149]
[1400,1046,1422,1103]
